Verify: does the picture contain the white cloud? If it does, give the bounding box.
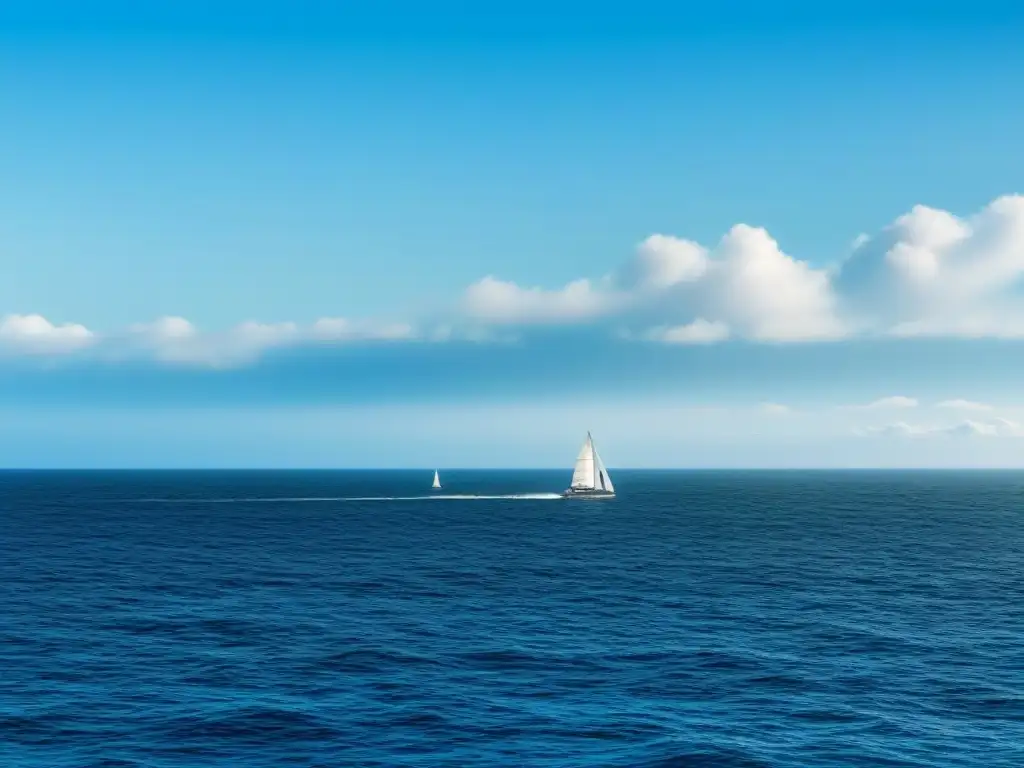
[125,317,300,368]
[935,399,993,412]
[987,417,1024,436]
[463,226,846,342]
[460,227,846,342]
[619,234,709,290]
[855,421,930,438]
[143,318,419,368]
[310,317,416,342]
[461,275,616,325]
[703,225,845,342]
[0,314,94,354]
[857,417,1024,439]
[16,315,423,369]
[131,315,197,340]
[643,318,730,345]
[836,195,1024,337]
[761,402,791,415]
[854,396,919,410]
[460,194,1024,344]
[7,194,1024,364]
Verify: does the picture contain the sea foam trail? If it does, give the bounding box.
[131,493,565,503]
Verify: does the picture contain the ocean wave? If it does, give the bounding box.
[158,707,340,743]
[3,470,1021,767]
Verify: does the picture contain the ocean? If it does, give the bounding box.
[1,470,1022,767]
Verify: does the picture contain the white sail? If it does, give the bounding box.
[570,434,597,489]
[432,470,441,489]
[593,444,614,493]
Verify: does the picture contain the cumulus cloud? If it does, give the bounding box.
[463,226,844,342]
[619,234,709,290]
[700,225,845,342]
[461,194,1024,344]
[760,402,791,415]
[0,314,94,354]
[834,195,1024,336]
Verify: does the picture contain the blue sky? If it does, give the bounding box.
[3,1,1024,467]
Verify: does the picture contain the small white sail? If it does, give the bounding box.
[593,443,615,493]
[432,470,441,489]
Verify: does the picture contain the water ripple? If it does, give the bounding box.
[1,469,1022,767]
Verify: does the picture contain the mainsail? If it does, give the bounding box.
[570,432,614,492]
[570,434,596,489]
[432,470,441,489]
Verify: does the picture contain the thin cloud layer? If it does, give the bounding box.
[936,399,993,412]
[855,396,919,410]
[857,418,1024,438]
[851,396,1023,438]
[5,194,1024,366]
[643,319,730,345]
[127,316,418,368]
[7,315,418,369]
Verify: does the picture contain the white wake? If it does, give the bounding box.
[133,493,564,503]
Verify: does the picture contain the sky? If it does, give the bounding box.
[3,0,1024,467]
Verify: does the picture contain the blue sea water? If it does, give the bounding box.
[1,469,1022,767]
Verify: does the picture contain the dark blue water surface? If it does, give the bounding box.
[2,470,1022,767]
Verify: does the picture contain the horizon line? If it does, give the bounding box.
[3,467,1024,472]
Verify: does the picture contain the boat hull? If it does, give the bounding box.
[562,488,615,499]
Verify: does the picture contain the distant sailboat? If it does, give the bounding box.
[432,470,441,490]
[562,432,615,498]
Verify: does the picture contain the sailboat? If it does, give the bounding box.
[562,432,615,498]
[432,470,441,490]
